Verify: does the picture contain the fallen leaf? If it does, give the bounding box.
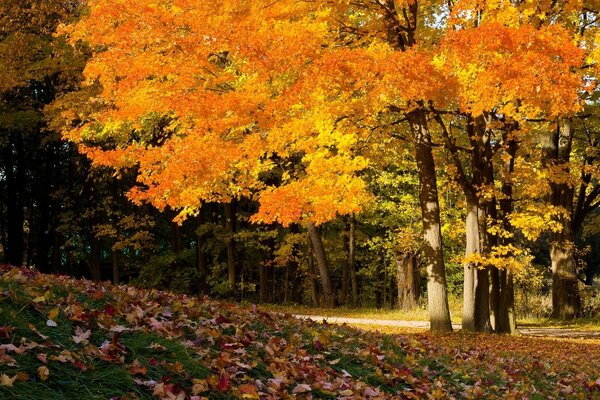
[72,326,91,344]
[238,383,259,399]
[38,366,50,381]
[0,374,17,387]
[292,384,312,394]
[48,307,60,320]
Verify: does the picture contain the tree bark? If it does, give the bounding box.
[89,232,102,281]
[111,248,119,284]
[4,133,25,266]
[475,267,492,332]
[287,224,303,304]
[460,116,492,333]
[196,212,208,293]
[396,252,419,310]
[224,201,237,290]
[307,247,320,307]
[341,221,350,305]
[349,215,358,308]
[408,109,453,332]
[307,222,335,307]
[33,144,55,273]
[171,221,183,253]
[496,133,518,334]
[541,120,581,319]
[462,200,479,332]
[259,259,268,303]
[497,269,516,333]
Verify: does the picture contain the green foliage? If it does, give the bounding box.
[134,249,199,294]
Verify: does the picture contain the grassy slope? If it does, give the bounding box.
[1,266,600,399]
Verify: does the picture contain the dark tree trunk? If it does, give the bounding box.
[496,134,518,334]
[51,230,61,273]
[287,224,303,304]
[375,256,384,309]
[396,252,419,310]
[497,269,516,333]
[89,232,102,281]
[259,259,268,303]
[171,221,183,253]
[307,222,335,307]
[341,221,350,305]
[541,121,581,319]
[551,228,581,319]
[475,267,492,332]
[5,134,25,266]
[111,248,119,284]
[34,144,55,273]
[349,215,358,308]
[460,116,492,333]
[224,201,238,290]
[196,211,208,293]
[489,262,500,330]
[407,109,453,332]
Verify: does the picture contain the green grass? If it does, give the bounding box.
[264,304,600,330]
[2,266,600,399]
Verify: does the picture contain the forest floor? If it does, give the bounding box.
[290,314,600,339]
[266,304,600,338]
[2,266,600,399]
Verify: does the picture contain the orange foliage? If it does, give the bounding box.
[61,0,588,227]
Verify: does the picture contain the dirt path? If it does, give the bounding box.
[292,314,600,339]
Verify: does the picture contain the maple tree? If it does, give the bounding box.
[0,0,591,333]
[60,0,458,330]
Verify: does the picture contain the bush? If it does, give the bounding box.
[133,249,199,294]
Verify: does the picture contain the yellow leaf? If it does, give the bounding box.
[48,307,60,320]
[37,366,50,382]
[0,374,17,387]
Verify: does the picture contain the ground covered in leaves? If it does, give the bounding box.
[1,266,600,399]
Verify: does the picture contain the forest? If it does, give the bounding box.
[1,0,600,339]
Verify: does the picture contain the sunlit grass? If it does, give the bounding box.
[263,303,600,330]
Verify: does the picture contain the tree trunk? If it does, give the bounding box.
[489,265,500,331]
[307,247,320,307]
[496,134,518,334]
[461,116,493,333]
[89,232,102,281]
[288,224,303,304]
[341,221,350,305]
[349,215,358,308]
[375,256,384,309]
[475,267,492,332]
[33,144,55,273]
[307,222,334,307]
[497,269,516,333]
[51,230,61,273]
[5,134,25,266]
[408,109,452,332]
[259,260,268,303]
[463,200,479,332]
[551,233,581,319]
[112,248,119,284]
[396,252,419,310]
[541,120,581,319]
[224,201,237,290]
[196,212,208,293]
[171,221,183,253]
